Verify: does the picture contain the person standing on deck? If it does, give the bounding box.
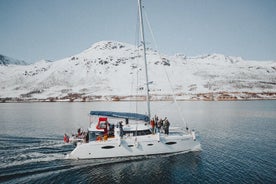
[119,121,124,138]
[164,117,170,135]
[150,118,155,134]
[157,118,162,133]
[154,115,159,133]
[64,133,69,143]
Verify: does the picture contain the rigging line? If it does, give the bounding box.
[163,63,188,128]
[144,9,188,128]
[144,10,158,51]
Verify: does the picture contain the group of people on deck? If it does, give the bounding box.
[63,128,89,143]
[150,115,170,135]
[64,115,171,143]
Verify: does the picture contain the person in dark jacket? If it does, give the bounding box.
[163,117,170,135]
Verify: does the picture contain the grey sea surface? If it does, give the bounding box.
[0,101,275,183]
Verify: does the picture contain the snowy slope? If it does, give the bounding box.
[0,41,275,101]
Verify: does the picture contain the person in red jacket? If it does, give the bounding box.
[63,133,69,143]
[150,118,155,134]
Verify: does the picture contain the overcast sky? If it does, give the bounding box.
[0,0,275,63]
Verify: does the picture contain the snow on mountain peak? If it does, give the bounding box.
[90,41,129,50]
[206,53,243,63]
[81,41,135,55]
[0,41,275,101]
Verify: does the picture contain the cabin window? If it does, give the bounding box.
[101,146,115,149]
[89,131,103,141]
[124,130,151,136]
[165,142,177,145]
[98,122,107,129]
[137,129,151,136]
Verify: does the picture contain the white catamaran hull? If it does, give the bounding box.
[67,133,201,159]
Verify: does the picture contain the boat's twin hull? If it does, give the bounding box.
[67,135,201,159]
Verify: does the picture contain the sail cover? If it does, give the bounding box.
[90,111,150,122]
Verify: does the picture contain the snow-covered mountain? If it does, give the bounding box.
[0,41,275,102]
[0,54,27,66]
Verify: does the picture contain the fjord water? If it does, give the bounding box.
[0,101,275,183]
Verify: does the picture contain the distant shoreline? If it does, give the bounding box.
[1,92,275,103]
[0,99,275,104]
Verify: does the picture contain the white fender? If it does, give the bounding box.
[134,137,139,148]
[114,127,121,146]
[191,130,196,141]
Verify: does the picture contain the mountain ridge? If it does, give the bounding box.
[0,41,275,102]
[0,54,27,66]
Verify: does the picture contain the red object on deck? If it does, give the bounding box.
[96,117,108,130]
[64,134,69,143]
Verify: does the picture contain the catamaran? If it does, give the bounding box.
[66,0,201,159]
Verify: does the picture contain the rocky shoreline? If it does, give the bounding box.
[1,92,275,103]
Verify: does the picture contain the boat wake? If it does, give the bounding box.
[0,135,75,183]
[0,135,73,168]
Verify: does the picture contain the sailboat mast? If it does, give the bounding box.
[138,0,151,119]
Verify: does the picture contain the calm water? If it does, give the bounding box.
[0,101,275,183]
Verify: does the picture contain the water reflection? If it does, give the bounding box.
[60,152,202,184]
